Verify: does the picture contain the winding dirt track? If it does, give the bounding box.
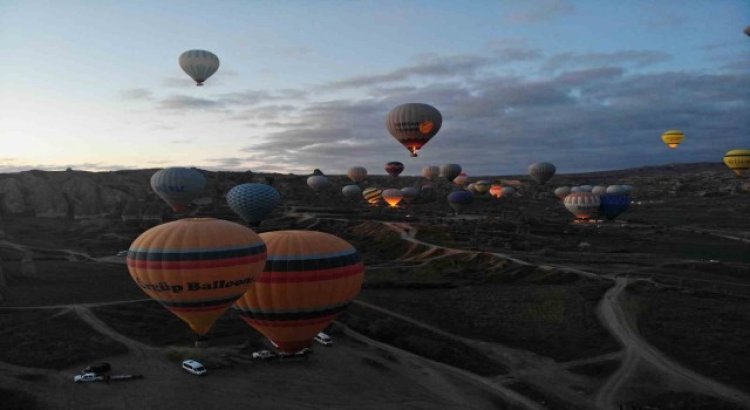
[595,277,750,409]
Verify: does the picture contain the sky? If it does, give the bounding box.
[1,0,748,176]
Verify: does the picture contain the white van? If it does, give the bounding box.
[181,360,207,376]
[314,332,333,346]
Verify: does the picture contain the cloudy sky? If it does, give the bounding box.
[1,0,748,176]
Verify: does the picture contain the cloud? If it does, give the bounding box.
[322,54,492,90]
[504,0,575,23]
[157,95,224,111]
[212,66,749,176]
[542,50,671,72]
[119,88,154,100]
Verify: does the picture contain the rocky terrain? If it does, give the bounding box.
[0,163,748,410]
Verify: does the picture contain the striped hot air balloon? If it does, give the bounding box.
[226,183,281,227]
[127,218,267,336]
[233,231,364,353]
[564,192,601,220]
[422,166,440,181]
[385,161,405,177]
[347,166,368,183]
[723,149,750,177]
[387,103,442,157]
[362,187,383,206]
[150,167,207,213]
[179,50,220,86]
[528,162,556,185]
[661,130,685,149]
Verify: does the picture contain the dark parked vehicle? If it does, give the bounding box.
[81,362,111,375]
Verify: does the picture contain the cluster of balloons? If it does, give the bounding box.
[556,184,633,221]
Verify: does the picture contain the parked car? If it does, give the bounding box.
[278,348,311,360]
[314,332,333,346]
[252,350,276,360]
[74,373,103,383]
[181,360,207,376]
[81,362,111,375]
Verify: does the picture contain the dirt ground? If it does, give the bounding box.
[1,165,749,410]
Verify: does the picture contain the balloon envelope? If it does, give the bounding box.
[453,172,469,186]
[592,185,607,195]
[564,192,600,220]
[447,191,473,214]
[599,194,630,220]
[661,130,685,149]
[386,103,442,157]
[606,185,628,195]
[422,166,440,181]
[226,183,281,226]
[385,161,405,177]
[150,167,206,212]
[127,218,267,336]
[342,184,363,200]
[440,164,462,182]
[723,149,750,177]
[528,162,556,184]
[347,166,367,183]
[554,186,571,199]
[307,175,331,192]
[362,187,383,206]
[382,188,404,207]
[401,186,419,203]
[474,180,491,193]
[233,230,364,353]
[179,50,220,86]
[490,184,503,198]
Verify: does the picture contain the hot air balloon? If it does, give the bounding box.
[570,186,583,193]
[490,184,503,198]
[127,218,267,336]
[453,172,469,186]
[440,164,462,182]
[564,192,600,220]
[501,186,516,197]
[385,161,405,178]
[312,169,325,176]
[233,230,364,353]
[606,185,628,195]
[620,185,634,195]
[474,180,491,194]
[150,167,207,213]
[386,103,442,157]
[342,184,363,200]
[599,194,630,220]
[226,183,281,227]
[745,26,750,37]
[592,185,607,195]
[401,187,419,203]
[466,183,478,193]
[661,130,685,149]
[422,166,440,181]
[554,186,571,199]
[723,149,750,177]
[347,166,367,183]
[179,50,220,86]
[447,191,473,215]
[307,175,331,192]
[579,185,593,192]
[528,162,556,185]
[363,187,383,206]
[382,188,404,207]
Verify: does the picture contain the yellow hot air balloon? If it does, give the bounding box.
[127,218,267,336]
[233,231,364,353]
[723,149,750,177]
[661,130,685,149]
